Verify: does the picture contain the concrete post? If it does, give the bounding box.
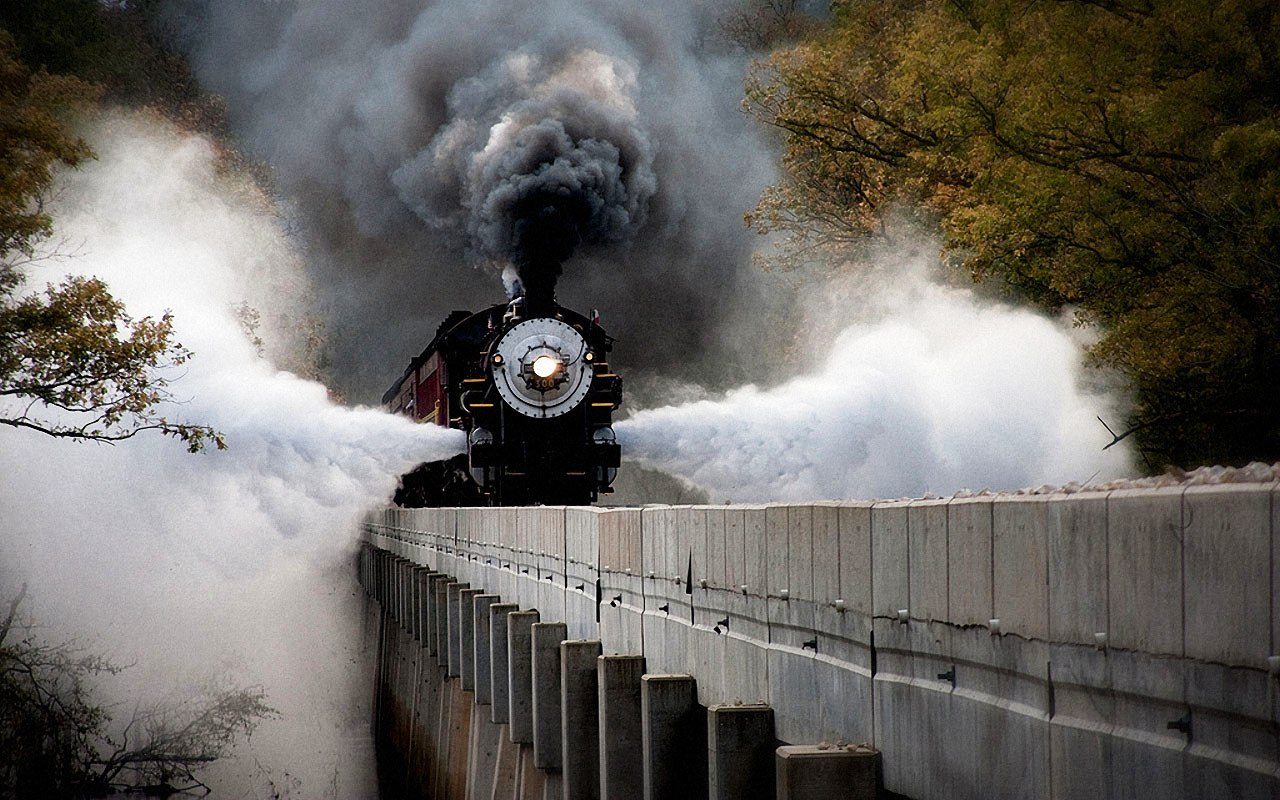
[598,655,647,800]
[775,745,878,800]
[473,594,500,705]
[431,575,449,663]
[562,640,604,800]
[489,603,520,724]
[508,609,541,743]
[396,558,408,626]
[708,704,776,800]
[532,622,569,770]
[446,582,469,677]
[460,587,484,691]
[411,566,428,640]
[641,674,706,800]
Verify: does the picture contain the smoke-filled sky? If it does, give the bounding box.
[164,0,781,402]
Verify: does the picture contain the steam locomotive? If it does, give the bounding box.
[383,295,622,507]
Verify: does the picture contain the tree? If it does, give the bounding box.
[1,586,277,798]
[746,0,1280,469]
[0,29,223,451]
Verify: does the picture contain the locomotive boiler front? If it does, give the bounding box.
[385,299,621,507]
[464,306,621,505]
[488,317,596,419]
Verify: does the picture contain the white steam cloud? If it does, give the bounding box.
[0,114,461,796]
[616,256,1130,501]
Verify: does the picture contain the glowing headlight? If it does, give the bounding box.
[532,355,559,378]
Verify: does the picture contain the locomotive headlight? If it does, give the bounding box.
[532,354,560,378]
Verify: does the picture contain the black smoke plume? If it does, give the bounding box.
[165,1,776,402]
[407,55,657,309]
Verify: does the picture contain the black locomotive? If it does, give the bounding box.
[384,294,622,507]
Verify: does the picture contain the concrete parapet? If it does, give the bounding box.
[363,484,1280,800]
[775,745,877,800]
[707,704,776,800]
[598,654,647,800]
[562,640,603,800]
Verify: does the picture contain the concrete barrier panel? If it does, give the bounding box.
[767,505,821,745]
[706,506,729,590]
[1108,649,1186,799]
[946,497,992,626]
[1047,493,1110,645]
[1182,483,1273,665]
[908,500,949,623]
[870,502,910,620]
[641,507,676,674]
[992,496,1050,640]
[566,507,601,641]
[834,501,875,614]
[1048,642,1114,800]
[600,509,644,655]
[721,507,770,706]
[1107,487,1184,655]
[536,506,568,624]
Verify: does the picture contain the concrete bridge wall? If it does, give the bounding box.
[360,484,1280,799]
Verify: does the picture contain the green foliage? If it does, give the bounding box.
[1,586,277,798]
[747,0,1280,468]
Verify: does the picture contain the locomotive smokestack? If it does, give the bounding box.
[509,188,587,312]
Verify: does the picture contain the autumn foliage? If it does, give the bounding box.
[0,25,222,451]
[747,0,1280,469]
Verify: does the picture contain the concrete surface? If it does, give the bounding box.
[360,484,1280,800]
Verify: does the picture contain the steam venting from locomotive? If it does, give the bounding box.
[398,49,657,307]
